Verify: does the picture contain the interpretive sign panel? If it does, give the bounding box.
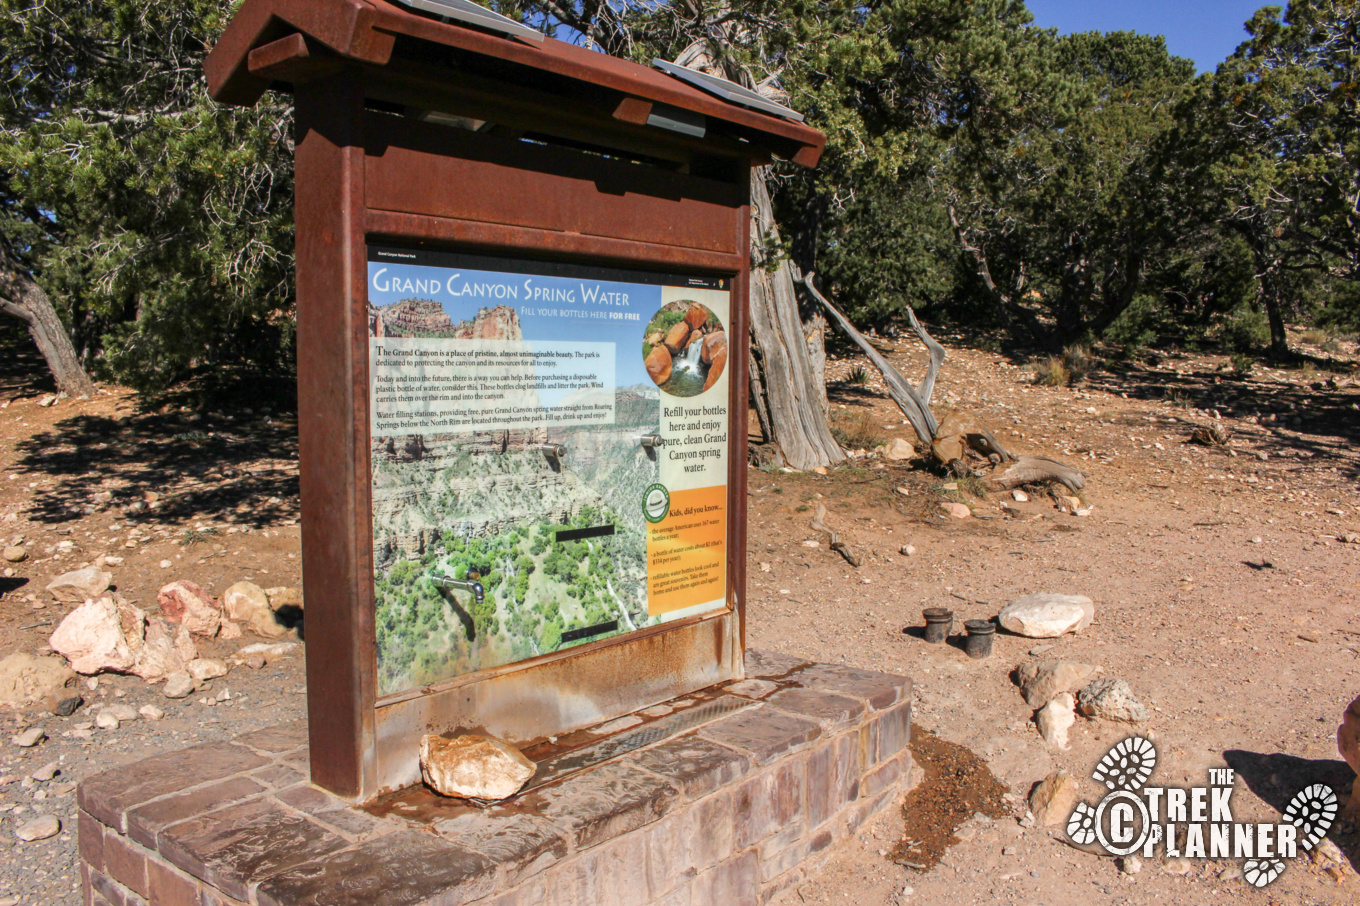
[367,247,731,697]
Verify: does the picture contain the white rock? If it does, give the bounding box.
[30,762,59,782]
[1119,855,1142,874]
[48,596,140,675]
[1011,490,1029,502]
[94,710,119,730]
[11,727,45,748]
[1036,693,1075,750]
[234,642,298,664]
[138,704,165,720]
[884,438,915,462]
[130,619,195,683]
[187,658,228,684]
[1163,856,1192,875]
[420,733,535,800]
[162,672,194,699]
[44,568,112,603]
[2,545,27,563]
[0,653,75,709]
[15,815,60,841]
[998,594,1095,638]
[265,586,304,613]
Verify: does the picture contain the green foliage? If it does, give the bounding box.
[0,0,295,389]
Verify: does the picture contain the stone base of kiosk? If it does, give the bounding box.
[77,651,915,906]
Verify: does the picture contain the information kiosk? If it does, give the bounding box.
[205,0,825,801]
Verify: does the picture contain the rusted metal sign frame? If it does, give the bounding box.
[293,71,752,800]
[207,0,824,803]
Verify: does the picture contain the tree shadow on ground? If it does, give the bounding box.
[15,405,299,529]
[1224,748,1358,872]
[3,318,302,530]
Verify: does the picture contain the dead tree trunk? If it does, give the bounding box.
[799,273,1086,492]
[748,173,845,470]
[0,258,96,398]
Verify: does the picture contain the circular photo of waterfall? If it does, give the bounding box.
[642,301,727,397]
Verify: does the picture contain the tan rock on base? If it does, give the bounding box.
[884,438,914,462]
[1016,660,1102,707]
[420,732,536,800]
[1029,770,1079,827]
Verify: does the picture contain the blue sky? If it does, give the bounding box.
[1025,1,1272,72]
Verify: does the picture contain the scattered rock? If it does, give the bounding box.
[15,815,60,842]
[1118,855,1142,874]
[157,581,222,637]
[11,727,45,748]
[48,596,139,675]
[186,658,229,684]
[1036,693,1076,750]
[1028,644,1055,657]
[108,703,138,722]
[1077,678,1150,723]
[420,732,536,800]
[0,653,75,709]
[94,710,119,731]
[46,692,83,717]
[899,544,916,556]
[265,586,304,613]
[998,593,1095,638]
[1162,856,1192,875]
[1218,865,1242,881]
[234,642,298,665]
[138,705,165,720]
[129,619,197,683]
[162,672,194,699]
[218,619,242,640]
[884,438,915,462]
[223,581,287,638]
[2,545,26,563]
[30,762,59,782]
[244,655,267,670]
[1011,490,1028,502]
[1015,660,1102,707]
[941,502,972,519]
[44,567,113,603]
[1028,770,1079,826]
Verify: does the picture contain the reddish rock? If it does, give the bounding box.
[702,330,727,364]
[663,321,691,355]
[702,346,728,392]
[685,304,708,331]
[645,344,673,386]
[157,581,221,637]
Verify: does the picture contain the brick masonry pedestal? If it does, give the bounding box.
[77,650,915,906]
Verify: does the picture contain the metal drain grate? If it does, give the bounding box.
[516,696,757,796]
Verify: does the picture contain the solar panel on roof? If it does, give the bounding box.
[391,0,544,43]
[651,59,804,123]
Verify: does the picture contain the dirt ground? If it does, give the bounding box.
[2,318,1359,905]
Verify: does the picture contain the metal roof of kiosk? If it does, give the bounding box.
[204,0,824,168]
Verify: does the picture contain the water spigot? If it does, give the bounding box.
[436,576,484,606]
